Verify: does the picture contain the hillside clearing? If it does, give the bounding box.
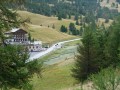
[32,58,76,90]
[17,11,112,44]
[17,11,79,43]
[97,18,113,27]
[18,11,80,30]
[24,23,77,43]
[30,40,79,90]
[100,0,120,12]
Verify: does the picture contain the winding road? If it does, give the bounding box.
[27,38,81,62]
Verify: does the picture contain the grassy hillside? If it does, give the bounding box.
[31,59,92,90]
[25,23,77,43]
[30,40,79,90]
[31,61,76,90]
[100,0,120,12]
[17,11,112,44]
[17,11,78,43]
[97,18,113,27]
[30,41,91,90]
[18,11,80,30]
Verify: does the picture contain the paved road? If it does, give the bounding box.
[27,38,81,62]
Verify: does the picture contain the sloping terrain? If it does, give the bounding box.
[26,23,77,43]
[100,0,120,12]
[18,11,80,30]
[17,11,78,43]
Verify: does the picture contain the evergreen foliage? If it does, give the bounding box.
[28,33,31,41]
[105,18,120,67]
[58,14,62,20]
[52,24,55,29]
[60,25,67,33]
[0,1,42,90]
[74,14,79,21]
[76,20,79,25]
[0,45,42,90]
[91,67,120,90]
[79,27,84,36]
[72,16,120,83]
[72,25,100,82]
[10,0,119,20]
[69,23,77,35]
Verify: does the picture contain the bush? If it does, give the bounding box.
[90,67,120,90]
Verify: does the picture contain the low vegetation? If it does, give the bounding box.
[17,11,79,43]
[31,62,76,90]
[18,11,80,31]
[29,40,80,90]
[26,23,77,43]
[91,67,120,90]
[72,16,120,89]
[0,0,120,90]
[0,1,42,90]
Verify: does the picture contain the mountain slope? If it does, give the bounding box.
[18,11,80,30]
[100,0,120,12]
[17,11,78,43]
[26,23,77,43]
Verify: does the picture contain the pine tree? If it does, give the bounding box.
[105,18,109,23]
[28,33,31,41]
[72,25,100,82]
[52,24,55,29]
[0,1,42,89]
[60,25,67,33]
[76,30,80,35]
[105,20,120,67]
[0,45,42,90]
[68,14,71,19]
[74,14,79,20]
[95,30,108,68]
[69,23,76,35]
[76,20,79,25]
[79,27,84,36]
[58,14,62,20]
